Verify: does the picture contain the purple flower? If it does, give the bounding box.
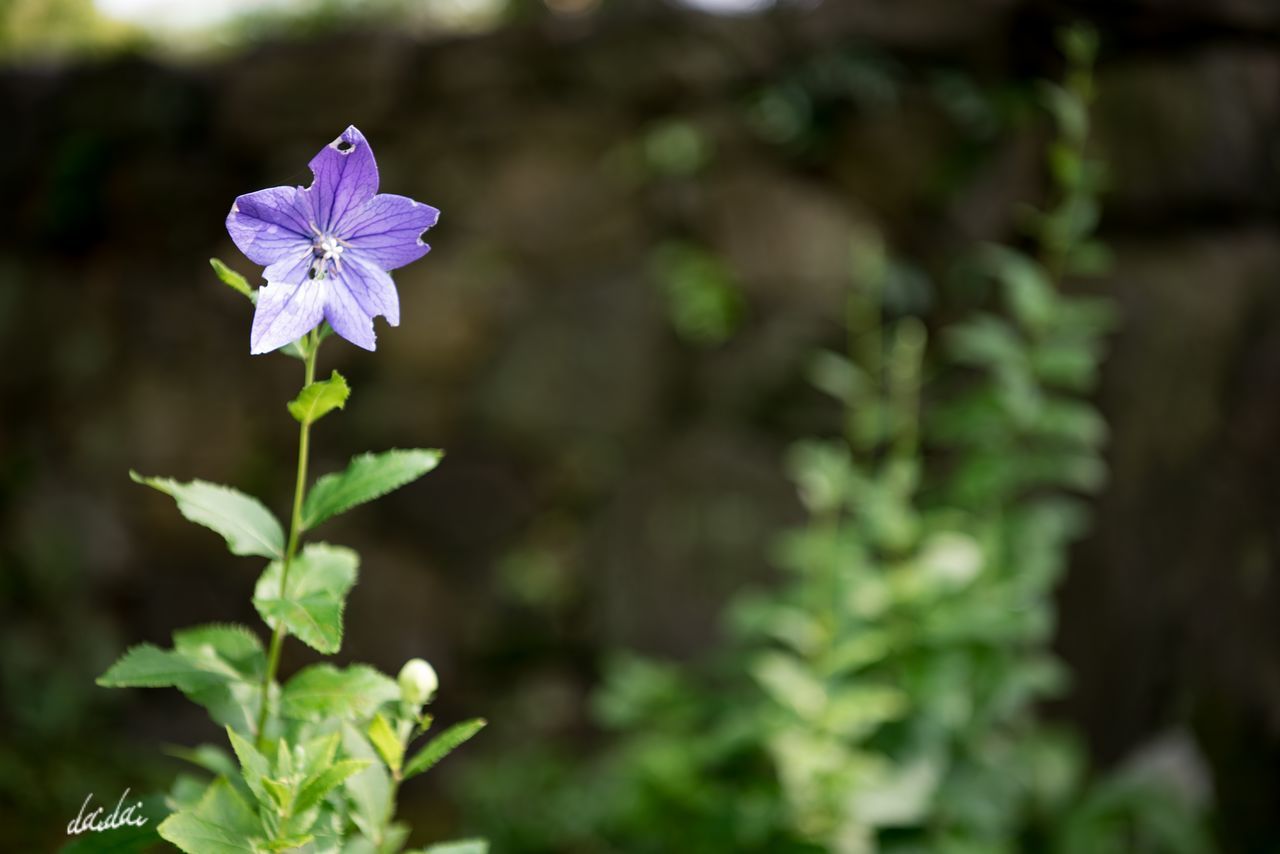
[227,126,440,354]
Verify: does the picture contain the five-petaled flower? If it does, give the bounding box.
[227,125,440,354]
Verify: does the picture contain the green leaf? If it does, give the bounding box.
[98,625,266,733]
[287,371,351,425]
[157,778,262,854]
[806,350,869,405]
[752,652,827,721]
[261,777,292,812]
[294,758,370,813]
[167,775,211,813]
[210,258,254,301]
[131,472,284,559]
[302,449,443,531]
[173,624,267,680]
[366,712,404,776]
[342,724,393,841]
[402,718,487,781]
[97,644,223,693]
[295,732,341,780]
[226,726,272,807]
[981,245,1057,334]
[253,543,358,655]
[421,841,490,854]
[166,743,240,780]
[281,664,399,722]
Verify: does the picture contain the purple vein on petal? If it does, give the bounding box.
[227,186,314,266]
[340,194,441,271]
[250,279,327,355]
[306,126,379,234]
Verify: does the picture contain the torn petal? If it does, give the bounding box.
[306,125,379,235]
[250,279,326,355]
[334,253,399,327]
[339,193,440,271]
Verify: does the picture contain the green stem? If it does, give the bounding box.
[255,328,321,750]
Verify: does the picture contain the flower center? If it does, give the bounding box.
[319,237,343,260]
[308,231,346,279]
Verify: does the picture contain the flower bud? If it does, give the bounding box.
[398,658,438,707]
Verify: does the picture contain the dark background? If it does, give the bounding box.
[3,0,1280,850]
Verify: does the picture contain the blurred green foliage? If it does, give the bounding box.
[461,26,1213,853]
[650,242,743,347]
[0,0,144,62]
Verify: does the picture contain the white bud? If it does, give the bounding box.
[398,658,438,706]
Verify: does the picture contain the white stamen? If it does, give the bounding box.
[319,237,344,260]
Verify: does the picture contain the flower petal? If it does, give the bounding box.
[227,186,314,266]
[263,243,315,285]
[323,276,377,351]
[306,126,379,234]
[340,194,440,271]
[333,254,400,327]
[250,279,326,355]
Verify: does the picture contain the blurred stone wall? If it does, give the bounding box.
[3,0,1279,849]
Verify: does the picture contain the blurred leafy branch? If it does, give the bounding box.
[464,25,1212,854]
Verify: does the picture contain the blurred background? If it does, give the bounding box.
[3,0,1280,851]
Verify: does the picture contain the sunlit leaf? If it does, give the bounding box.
[342,724,392,841]
[210,257,253,301]
[366,712,404,776]
[98,625,265,734]
[295,759,369,814]
[157,778,261,854]
[302,449,442,531]
[253,543,358,655]
[402,718,487,781]
[281,664,399,722]
[287,370,350,425]
[131,472,284,559]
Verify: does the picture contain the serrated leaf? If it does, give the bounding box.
[253,543,358,655]
[287,371,351,425]
[98,625,265,734]
[302,449,442,531]
[281,664,399,722]
[210,258,254,301]
[402,719,486,781]
[157,778,261,854]
[294,758,369,814]
[98,645,223,693]
[342,724,392,841]
[173,624,266,680]
[296,732,341,780]
[131,472,284,559]
[172,627,267,733]
[366,713,403,776]
[261,777,292,812]
[226,726,272,808]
